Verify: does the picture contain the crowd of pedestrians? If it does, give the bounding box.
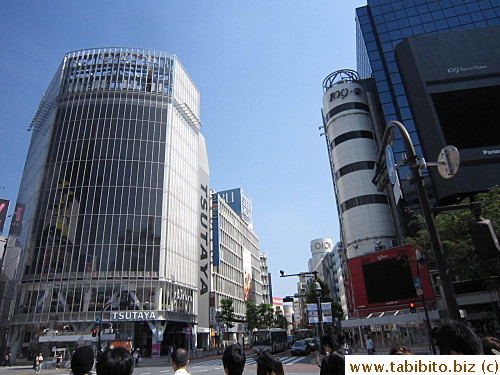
[3,322,497,375]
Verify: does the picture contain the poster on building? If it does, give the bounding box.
[0,199,9,233]
[307,304,319,323]
[242,247,252,302]
[9,203,26,236]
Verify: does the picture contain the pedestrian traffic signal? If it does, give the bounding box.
[409,302,417,313]
[91,329,97,337]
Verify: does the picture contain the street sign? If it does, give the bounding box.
[413,276,422,290]
[386,145,397,184]
[96,318,102,324]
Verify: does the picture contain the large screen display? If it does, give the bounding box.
[432,85,500,150]
[362,255,416,304]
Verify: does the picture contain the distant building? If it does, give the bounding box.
[260,253,271,304]
[209,188,265,346]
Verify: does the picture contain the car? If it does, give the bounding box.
[305,338,318,352]
[291,340,310,356]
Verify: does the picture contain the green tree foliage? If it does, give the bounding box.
[304,278,344,320]
[406,186,500,289]
[257,303,275,329]
[273,306,288,329]
[218,297,235,329]
[305,279,332,303]
[245,302,259,331]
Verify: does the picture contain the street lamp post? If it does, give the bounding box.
[313,282,324,339]
[373,121,461,321]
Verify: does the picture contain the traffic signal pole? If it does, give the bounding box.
[374,121,461,321]
[97,302,113,354]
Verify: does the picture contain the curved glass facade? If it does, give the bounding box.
[8,48,206,357]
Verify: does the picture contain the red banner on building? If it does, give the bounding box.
[0,199,9,233]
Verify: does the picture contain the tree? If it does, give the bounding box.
[406,186,500,289]
[304,279,344,321]
[305,279,332,304]
[257,303,274,329]
[273,306,288,329]
[245,302,259,332]
[218,297,235,341]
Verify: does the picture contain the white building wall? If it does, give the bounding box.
[322,79,396,258]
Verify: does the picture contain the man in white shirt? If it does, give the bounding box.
[171,348,191,375]
[366,336,375,355]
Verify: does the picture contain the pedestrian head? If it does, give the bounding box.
[71,346,95,375]
[96,347,134,375]
[389,346,413,355]
[321,334,341,353]
[256,352,282,375]
[171,348,189,371]
[222,344,246,375]
[434,323,483,355]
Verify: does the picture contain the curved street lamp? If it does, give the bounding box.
[313,282,324,339]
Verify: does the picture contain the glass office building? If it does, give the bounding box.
[6,48,208,358]
[356,0,500,206]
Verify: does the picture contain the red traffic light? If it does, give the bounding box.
[91,329,97,337]
[409,302,417,313]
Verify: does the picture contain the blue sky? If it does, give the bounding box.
[0,0,366,298]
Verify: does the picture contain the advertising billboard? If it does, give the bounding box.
[9,203,26,236]
[0,199,9,233]
[347,245,434,312]
[396,26,500,203]
[242,247,252,302]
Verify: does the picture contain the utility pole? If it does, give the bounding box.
[373,121,461,321]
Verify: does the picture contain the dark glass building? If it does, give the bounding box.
[356,0,500,207]
[5,48,209,358]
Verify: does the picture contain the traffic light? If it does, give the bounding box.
[469,218,500,260]
[91,328,97,337]
[409,301,417,313]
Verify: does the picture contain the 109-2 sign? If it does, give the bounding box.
[328,87,363,102]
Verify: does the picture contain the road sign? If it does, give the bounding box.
[386,145,397,184]
[413,276,422,289]
[96,317,102,324]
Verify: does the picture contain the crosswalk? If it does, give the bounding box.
[191,355,310,367]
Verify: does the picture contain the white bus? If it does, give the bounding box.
[252,329,288,353]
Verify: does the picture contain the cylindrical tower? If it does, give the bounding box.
[321,70,396,258]
[7,48,206,357]
[310,238,333,271]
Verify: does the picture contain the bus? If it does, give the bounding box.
[293,328,313,341]
[252,329,288,353]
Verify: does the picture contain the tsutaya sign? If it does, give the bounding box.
[111,311,158,321]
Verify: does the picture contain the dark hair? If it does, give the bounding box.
[434,323,483,355]
[171,348,189,369]
[71,346,95,375]
[321,334,340,351]
[256,352,281,375]
[482,337,500,355]
[389,346,413,355]
[222,344,246,375]
[96,347,134,375]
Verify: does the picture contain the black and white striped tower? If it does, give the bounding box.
[321,70,396,259]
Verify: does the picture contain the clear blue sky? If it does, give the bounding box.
[0,0,366,299]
